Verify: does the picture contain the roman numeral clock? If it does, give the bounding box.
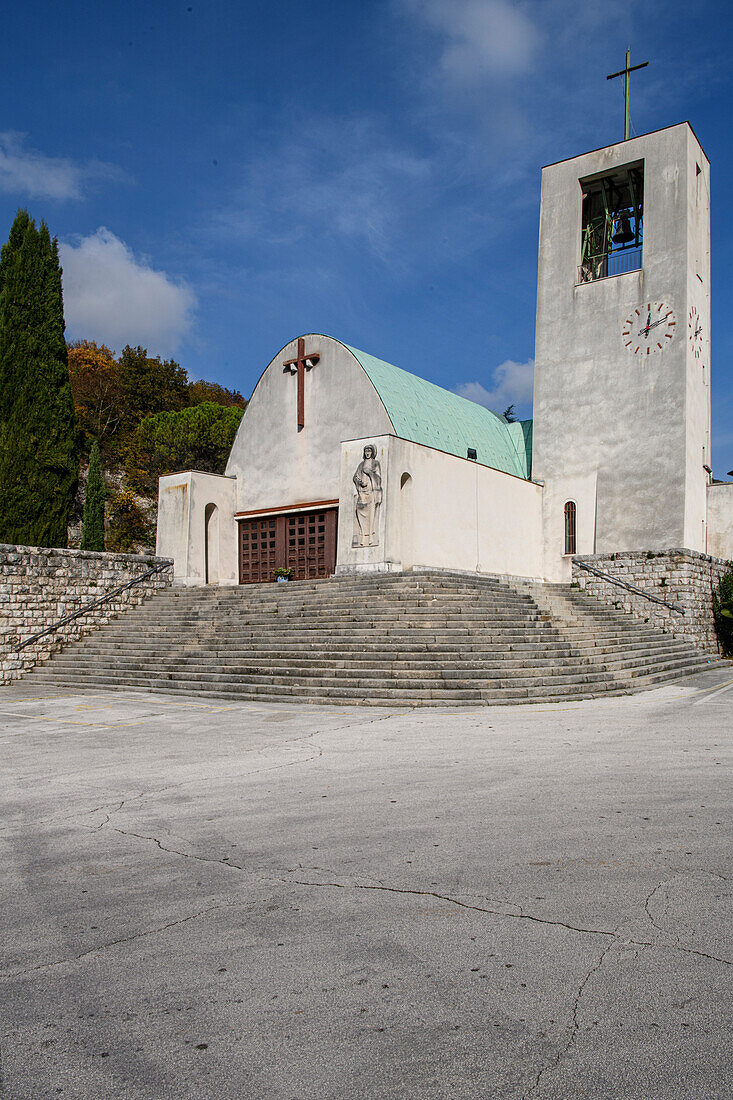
[621,301,676,356]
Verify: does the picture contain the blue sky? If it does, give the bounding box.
[2,0,732,475]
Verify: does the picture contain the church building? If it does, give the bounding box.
[156,122,733,586]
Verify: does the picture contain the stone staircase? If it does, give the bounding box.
[23,571,725,705]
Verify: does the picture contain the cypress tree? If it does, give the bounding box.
[80,439,106,551]
[0,210,80,546]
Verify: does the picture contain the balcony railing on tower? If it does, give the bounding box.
[577,245,642,284]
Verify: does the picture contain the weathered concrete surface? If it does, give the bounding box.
[1,673,731,1099]
[532,123,711,579]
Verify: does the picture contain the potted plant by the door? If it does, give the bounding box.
[274,567,294,583]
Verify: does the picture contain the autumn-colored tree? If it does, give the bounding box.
[116,345,189,435]
[187,378,247,408]
[66,338,248,495]
[107,487,152,552]
[68,340,123,449]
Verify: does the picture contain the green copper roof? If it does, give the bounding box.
[345,344,532,480]
[507,418,533,480]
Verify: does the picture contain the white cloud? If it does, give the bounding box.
[401,0,540,82]
[59,229,196,353]
[455,357,534,414]
[0,132,122,201]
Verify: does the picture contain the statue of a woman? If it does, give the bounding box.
[352,444,382,547]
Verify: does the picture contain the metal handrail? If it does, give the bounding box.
[12,561,172,652]
[577,246,642,284]
[572,558,685,615]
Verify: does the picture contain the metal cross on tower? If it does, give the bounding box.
[282,337,320,430]
[607,49,649,141]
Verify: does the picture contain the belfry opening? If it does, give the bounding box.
[579,161,644,282]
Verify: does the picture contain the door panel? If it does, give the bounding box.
[238,517,277,584]
[238,508,337,584]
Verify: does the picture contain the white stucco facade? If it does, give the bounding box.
[156,470,237,585]
[336,436,543,579]
[707,483,733,560]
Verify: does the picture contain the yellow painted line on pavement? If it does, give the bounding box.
[691,676,733,705]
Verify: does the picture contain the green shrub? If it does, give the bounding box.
[712,569,733,656]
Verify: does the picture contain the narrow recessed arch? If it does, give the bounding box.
[205,503,220,584]
[400,472,413,571]
[564,500,577,556]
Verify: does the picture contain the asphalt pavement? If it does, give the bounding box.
[1,669,731,1099]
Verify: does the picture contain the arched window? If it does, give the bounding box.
[564,501,577,555]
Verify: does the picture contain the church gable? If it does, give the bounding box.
[226,334,532,516]
[225,335,393,512]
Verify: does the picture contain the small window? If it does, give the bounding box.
[564,501,577,555]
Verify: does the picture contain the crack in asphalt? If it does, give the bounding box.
[524,936,618,1098]
[290,879,617,937]
[110,827,245,870]
[0,788,167,838]
[1,708,407,839]
[622,936,730,966]
[0,903,233,982]
[73,714,410,857]
[290,879,732,966]
[673,867,731,883]
[644,880,671,937]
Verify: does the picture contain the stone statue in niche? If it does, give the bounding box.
[352,444,382,547]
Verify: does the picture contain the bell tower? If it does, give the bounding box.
[531,122,711,580]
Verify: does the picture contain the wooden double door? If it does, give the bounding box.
[238,508,338,584]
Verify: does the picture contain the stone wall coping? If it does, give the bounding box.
[0,545,173,567]
[575,548,731,567]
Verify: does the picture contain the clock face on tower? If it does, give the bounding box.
[688,305,703,358]
[622,301,676,356]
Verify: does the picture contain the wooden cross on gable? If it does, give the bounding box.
[283,337,320,429]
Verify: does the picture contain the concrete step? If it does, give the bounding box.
[33,654,712,692]
[22,570,721,707]
[65,637,700,664]
[42,644,701,676]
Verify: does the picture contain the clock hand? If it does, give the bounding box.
[638,313,671,336]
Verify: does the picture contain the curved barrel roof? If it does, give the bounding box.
[345,343,532,480]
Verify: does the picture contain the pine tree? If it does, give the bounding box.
[80,439,105,551]
[0,210,80,546]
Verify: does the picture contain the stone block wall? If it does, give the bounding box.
[0,545,173,685]
[572,549,732,654]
